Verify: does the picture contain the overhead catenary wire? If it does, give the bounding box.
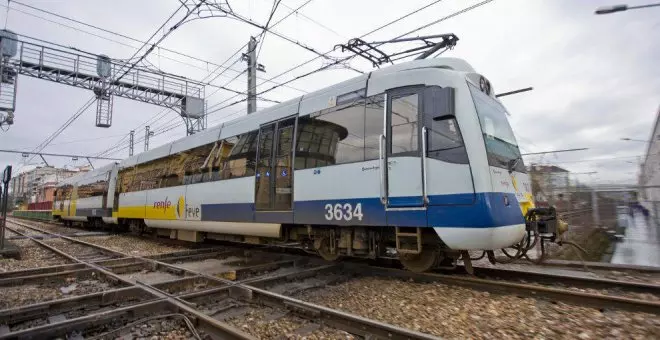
[24,97,96,165]
[30,2,199,168]
[261,0,345,39]
[255,0,284,61]
[95,0,323,157]
[94,47,251,158]
[185,0,474,126]
[205,0,495,124]
[98,0,489,158]
[212,4,365,75]
[4,1,306,90]
[97,1,321,157]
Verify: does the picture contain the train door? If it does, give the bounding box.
[384,87,425,208]
[69,184,78,217]
[254,117,295,216]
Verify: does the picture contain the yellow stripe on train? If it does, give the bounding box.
[117,205,178,220]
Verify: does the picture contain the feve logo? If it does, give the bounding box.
[176,196,185,219]
[174,195,200,219]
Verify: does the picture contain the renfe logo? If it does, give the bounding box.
[153,197,172,212]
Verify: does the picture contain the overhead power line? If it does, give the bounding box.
[95,0,321,157]
[31,2,200,164]
[96,0,485,157]
[2,1,306,93]
[361,0,446,38]
[0,149,121,160]
[8,0,239,75]
[207,0,480,121]
[26,98,96,163]
[396,0,494,39]
[211,4,364,74]
[97,1,320,157]
[134,0,457,136]
[521,148,589,156]
[272,0,345,38]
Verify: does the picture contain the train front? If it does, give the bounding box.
[457,73,566,256]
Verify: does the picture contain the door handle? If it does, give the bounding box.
[421,126,429,205]
[379,134,387,205]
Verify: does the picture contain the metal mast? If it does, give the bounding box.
[129,130,135,157]
[144,125,154,152]
[242,36,266,114]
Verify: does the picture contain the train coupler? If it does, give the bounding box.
[525,207,568,241]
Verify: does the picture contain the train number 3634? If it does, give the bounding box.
[324,203,364,221]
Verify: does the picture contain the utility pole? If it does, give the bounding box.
[242,36,266,114]
[129,130,135,157]
[144,126,154,152]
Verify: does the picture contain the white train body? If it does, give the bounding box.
[53,57,534,269]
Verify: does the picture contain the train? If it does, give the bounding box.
[52,57,563,272]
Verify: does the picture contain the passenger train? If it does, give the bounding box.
[52,57,561,272]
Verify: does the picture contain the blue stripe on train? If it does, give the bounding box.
[200,192,525,228]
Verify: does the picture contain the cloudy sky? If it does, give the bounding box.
[0,0,658,185]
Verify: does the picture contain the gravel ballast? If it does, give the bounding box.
[296,277,660,339]
[82,235,188,257]
[224,306,356,340]
[0,272,122,309]
[0,239,71,272]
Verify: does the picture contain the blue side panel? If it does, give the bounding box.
[427,192,523,228]
[294,197,387,226]
[428,192,476,205]
[388,196,424,208]
[199,192,525,229]
[255,211,293,223]
[201,203,254,222]
[486,192,525,227]
[387,209,427,227]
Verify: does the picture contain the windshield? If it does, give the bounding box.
[468,82,525,173]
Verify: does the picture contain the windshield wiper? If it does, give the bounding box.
[507,157,521,174]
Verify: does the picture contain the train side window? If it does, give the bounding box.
[390,94,419,154]
[295,99,366,169]
[322,101,365,164]
[426,117,469,164]
[221,130,258,179]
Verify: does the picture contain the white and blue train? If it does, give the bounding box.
[53,57,560,272]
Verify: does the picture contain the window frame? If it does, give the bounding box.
[468,82,525,173]
[386,86,425,158]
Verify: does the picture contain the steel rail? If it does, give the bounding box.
[9,219,442,339]
[464,266,660,295]
[13,218,659,295]
[3,222,254,340]
[0,263,87,279]
[0,286,153,326]
[541,259,660,273]
[365,266,660,315]
[14,217,660,297]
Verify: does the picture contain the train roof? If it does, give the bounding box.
[120,57,480,169]
[56,162,117,187]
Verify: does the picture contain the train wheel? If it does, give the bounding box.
[316,236,340,261]
[399,246,439,272]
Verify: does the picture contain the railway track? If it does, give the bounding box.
[3,218,660,338]
[1,219,436,339]
[10,217,660,302]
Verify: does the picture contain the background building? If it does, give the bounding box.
[528,164,570,207]
[9,165,90,207]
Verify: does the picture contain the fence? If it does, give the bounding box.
[535,186,640,229]
[27,201,52,211]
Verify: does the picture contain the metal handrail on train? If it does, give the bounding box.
[421,126,429,204]
[379,133,387,205]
